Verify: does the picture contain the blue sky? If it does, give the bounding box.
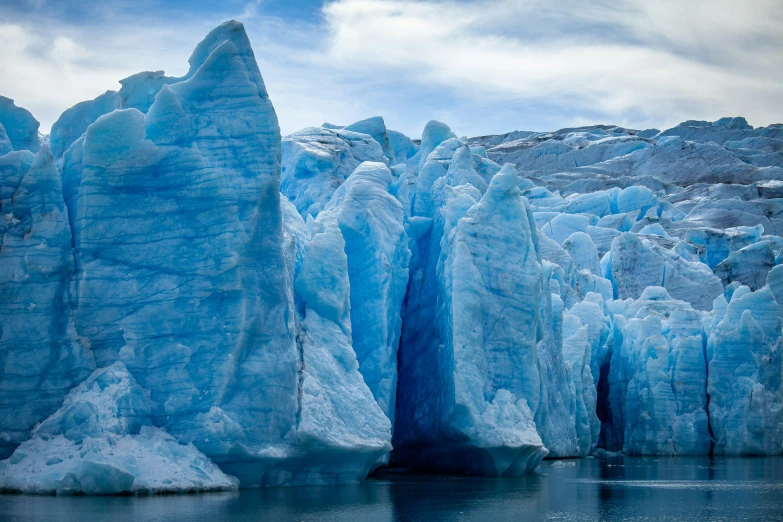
[1,0,782,138]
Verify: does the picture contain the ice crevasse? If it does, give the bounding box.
[1,20,783,494]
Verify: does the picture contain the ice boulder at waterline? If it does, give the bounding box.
[0,363,238,494]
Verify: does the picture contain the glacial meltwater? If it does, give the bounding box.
[1,457,781,522]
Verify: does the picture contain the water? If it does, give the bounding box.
[1,457,782,521]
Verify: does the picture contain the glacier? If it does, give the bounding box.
[1,19,783,494]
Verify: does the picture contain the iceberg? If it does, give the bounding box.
[7,21,392,488]
[59,32,302,486]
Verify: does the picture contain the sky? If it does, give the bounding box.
[1,0,782,138]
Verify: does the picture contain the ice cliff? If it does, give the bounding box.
[2,21,390,492]
[1,20,783,494]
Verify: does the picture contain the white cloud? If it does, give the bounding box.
[0,0,781,137]
[0,21,198,133]
[320,0,783,131]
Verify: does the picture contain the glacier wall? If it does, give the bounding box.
[1,20,783,493]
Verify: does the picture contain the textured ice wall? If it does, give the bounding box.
[281,126,387,219]
[290,211,392,486]
[604,288,711,455]
[562,313,600,455]
[472,117,783,458]
[60,30,302,482]
[323,162,410,429]
[394,159,548,475]
[535,261,581,457]
[708,275,783,455]
[7,21,392,488]
[0,145,95,459]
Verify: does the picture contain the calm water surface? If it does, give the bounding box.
[1,457,782,521]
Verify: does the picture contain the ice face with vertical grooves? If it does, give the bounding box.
[618,288,711,455]
[562,313,600,455]
[58,25,304,485]
[707,278,783,455]
[394,163,547,475]
[291,211,393,485]
[535,262,580,457]
[0,145,95,459]
[323,162,410,430]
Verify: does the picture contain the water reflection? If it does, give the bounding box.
[1,457,781,522]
